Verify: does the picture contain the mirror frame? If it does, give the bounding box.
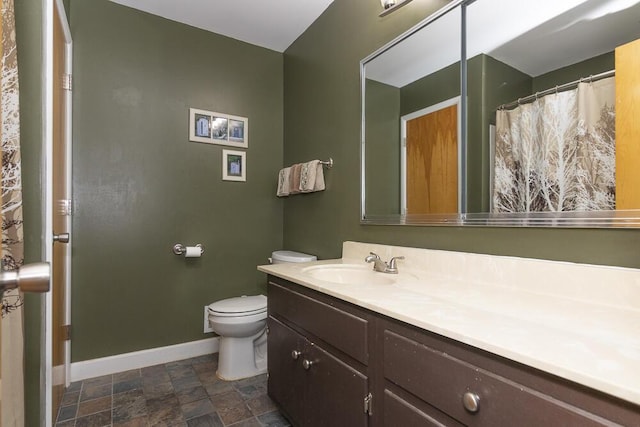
[360,0,640,228]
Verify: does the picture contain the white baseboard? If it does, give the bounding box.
[70,337,219,382]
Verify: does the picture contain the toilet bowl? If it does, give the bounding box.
[208,250,316,381]
[208,295,268,380]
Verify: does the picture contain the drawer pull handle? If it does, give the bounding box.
[302,359,314,370]
[291,350,302,360]
[462,392,480,413]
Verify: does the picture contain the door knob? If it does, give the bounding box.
[53,233,70,243]
[0,262,50,294]
[291,350,302,360]
[302,359,313,370]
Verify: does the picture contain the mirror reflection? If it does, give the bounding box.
[364,6,461,216]
[362,0,640,225]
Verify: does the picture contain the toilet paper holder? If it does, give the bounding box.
[173,243,205,256]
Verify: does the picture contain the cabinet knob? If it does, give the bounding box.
[291,350,301,360]
[302,359,313,370]
[462,392,480,413]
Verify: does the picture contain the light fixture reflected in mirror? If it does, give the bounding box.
[381,0,396,9]
[380,0,414,16]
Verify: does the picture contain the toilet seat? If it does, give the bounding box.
[208,295,267,318]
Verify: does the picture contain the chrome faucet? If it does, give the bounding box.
[365,252,405,274]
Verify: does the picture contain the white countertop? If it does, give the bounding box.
[258,242,640,406]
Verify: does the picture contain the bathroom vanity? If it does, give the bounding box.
[259,242,640,426]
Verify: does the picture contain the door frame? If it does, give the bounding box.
[43,0,72,424]
[400,96,462,215]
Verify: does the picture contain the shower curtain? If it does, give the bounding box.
[493,77,616,213]
[1,0,25,424]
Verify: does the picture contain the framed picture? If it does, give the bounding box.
[228,118,245,142]
[212,116,228,141]
[189,108,213,143]
[222,149,246,182]
[189,108,248,148]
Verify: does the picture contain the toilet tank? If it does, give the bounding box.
[270,250,317,264]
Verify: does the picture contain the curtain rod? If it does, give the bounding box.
[497,69,615,111]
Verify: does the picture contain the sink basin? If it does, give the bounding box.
[301,264,396,285]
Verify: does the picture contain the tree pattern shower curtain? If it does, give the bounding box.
[493,77,616,213]
[0,0,25,424]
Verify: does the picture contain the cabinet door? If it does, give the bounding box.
[267,316,305,424]
[303,342,370,427]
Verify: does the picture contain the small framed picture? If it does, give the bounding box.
[189,108,213,143]
[228,119,245,143]
[225,115,248,148]
[212,116,228,140]
[189,108,248,148]
[222,149,246,182]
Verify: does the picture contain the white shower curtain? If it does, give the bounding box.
[493,77,616,213]
[1,0,25,424]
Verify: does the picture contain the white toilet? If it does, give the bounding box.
[208,250,317,380]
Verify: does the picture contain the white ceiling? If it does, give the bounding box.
[109,0,335,52]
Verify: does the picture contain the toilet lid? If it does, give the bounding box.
[271,250,317,263]
[208,295,267,315]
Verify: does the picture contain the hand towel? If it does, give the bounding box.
[277,167,291,197]
[313,162,325,192]
[299,160,320,192]
[289,164,302,194]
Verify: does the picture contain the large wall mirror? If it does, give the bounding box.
[361,0,640,227]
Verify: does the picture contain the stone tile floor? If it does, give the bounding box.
[55,354,291,426]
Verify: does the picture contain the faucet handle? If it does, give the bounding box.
[365,252,380,263]
[388,256,405,271]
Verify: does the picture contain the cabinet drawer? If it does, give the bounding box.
[384,330,611,426]
[384,389,464,427]
[268,280,369,364]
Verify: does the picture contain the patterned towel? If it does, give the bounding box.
[299,160,325,193]
[299,160,319,192]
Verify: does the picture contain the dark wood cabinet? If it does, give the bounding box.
[267,276,640,427]
[268,278,373,427]
[378,319,640,427]
[267,316,306,424]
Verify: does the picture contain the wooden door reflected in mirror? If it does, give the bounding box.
[403,100,459,214]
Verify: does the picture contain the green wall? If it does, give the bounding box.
[15,0,44,424]
[282,0,640,268]
[364,79,400,215]
[70,0,284,361]
[400,61,460,116]
[532,52,614,93]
